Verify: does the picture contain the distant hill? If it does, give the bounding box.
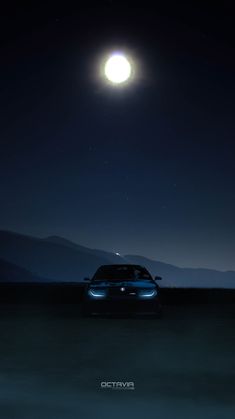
[0,230,124,282]
[125,255,235,288]
[0,230,235,288]
[0,258,48,282]
[45,235,125,262]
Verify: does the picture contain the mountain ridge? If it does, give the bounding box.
[0,230,234,288]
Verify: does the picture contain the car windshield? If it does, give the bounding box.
[93,266,152,280]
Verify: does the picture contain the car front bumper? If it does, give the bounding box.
[83,296,162,315]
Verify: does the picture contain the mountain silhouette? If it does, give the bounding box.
[0,230,234,287]
[125,255,235,288]
[0,230,124,282]
[0,258,48,282]
[45,235,125,261]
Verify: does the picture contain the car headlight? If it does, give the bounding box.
[88,289,107,298]
[138,289,157,298]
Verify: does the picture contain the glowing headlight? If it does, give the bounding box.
[88,289,106,298]
[139,289,157,298]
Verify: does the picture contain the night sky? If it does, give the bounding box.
[1,2,235,270]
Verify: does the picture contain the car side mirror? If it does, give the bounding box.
[154,275,162,281]
[84,277,90,281]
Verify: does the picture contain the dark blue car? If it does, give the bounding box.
[83,264,162,317]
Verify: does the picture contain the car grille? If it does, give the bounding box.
[108,287,138,297]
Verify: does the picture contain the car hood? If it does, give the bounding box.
[90,279,156,289]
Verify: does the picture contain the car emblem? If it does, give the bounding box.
[120,287,125,292]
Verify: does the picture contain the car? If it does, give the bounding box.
[82,264,162,317]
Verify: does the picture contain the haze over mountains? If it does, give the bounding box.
[0,230,235,288]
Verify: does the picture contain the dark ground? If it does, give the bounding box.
[0,288,235,418]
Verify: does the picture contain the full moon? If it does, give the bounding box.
[104,53,132,84]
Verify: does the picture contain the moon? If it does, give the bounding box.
[104,53,132,84]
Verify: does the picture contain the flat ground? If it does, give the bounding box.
[0,303,234,419]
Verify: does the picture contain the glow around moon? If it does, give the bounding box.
[104,53,132,84]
